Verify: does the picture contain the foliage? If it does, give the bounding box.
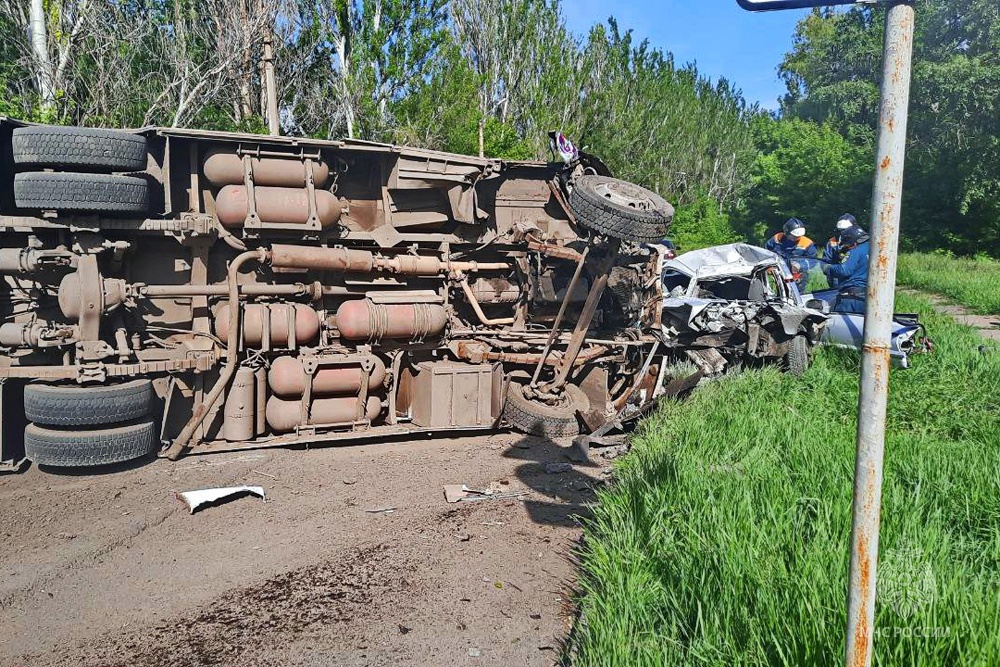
[568,292,1000,665]
[0,0,756,229]
[897,252,1000,315]
[670,194,739,252]
[733,115,871,244]
[576,20,756,211]
[776,1,1000,256]
[391,39,534,159]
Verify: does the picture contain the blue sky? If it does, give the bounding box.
[563,0,813,110]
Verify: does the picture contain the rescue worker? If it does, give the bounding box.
[822,225,870,314]
[822,213,858,289]
[765,218,817,292]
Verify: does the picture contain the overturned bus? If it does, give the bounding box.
[0,121,683,469]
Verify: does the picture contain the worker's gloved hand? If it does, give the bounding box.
[828,249,842,264]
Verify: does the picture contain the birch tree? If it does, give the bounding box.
[450,0,557,157]
[283,0,445,140]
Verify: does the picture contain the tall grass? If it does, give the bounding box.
[897,253,1000,314]
[568,292,1000,666]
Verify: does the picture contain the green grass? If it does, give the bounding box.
[897,253,1000,314]
[567,292,1000,666]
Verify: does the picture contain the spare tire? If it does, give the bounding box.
[24,379,153,427]
[24,420,159,468]
[569,175,673,243]
[503,383,589,439]
[13,172,149,213]
[12,126,147,171]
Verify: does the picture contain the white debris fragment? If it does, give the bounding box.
[177,485,266,514]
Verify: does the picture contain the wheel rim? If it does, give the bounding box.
[592,180,658,212]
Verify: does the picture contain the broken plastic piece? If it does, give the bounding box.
[177,485,266,514]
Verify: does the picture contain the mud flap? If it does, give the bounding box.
[0,379,27,471]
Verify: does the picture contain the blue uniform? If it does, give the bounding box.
[822,237,842,289]
[823,240,869,314]
[765,232,818,291]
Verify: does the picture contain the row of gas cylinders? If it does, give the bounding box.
[203,149,341,228]
[214,299,449,347]
[222,355,388,440]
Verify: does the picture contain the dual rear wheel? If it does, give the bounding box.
[11,125,150,214]
[22,379,159,468]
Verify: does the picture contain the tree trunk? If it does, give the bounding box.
[29,0,53,106]
[239,0,253,122]
[478,117,485,158]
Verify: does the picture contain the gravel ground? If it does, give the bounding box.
[0,431,609,667]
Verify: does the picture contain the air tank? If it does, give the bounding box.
[268,355,387,398]
[202,149,331,188]
[215,185,342,228]
[265,395,382,432]
[215,303,320,347]
[334,300,448,341]
[223,366,257,442]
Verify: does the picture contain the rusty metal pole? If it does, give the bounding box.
[845,3,915,666]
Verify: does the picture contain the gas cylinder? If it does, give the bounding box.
[268,355,387,398]
[265,395,382,432]
[203,149,331,188]
[215,303,320,347]
[215,185,342,228]
[223,366,256,442]
[334,300,448,341]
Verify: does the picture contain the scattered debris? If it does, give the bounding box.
[343,478,358,485]
[177,485,266,514]
[251,469,277,480]
[455,533,471,542]
[398,624,411,635]
[600,444,629,460]
[468,647,481,657]
[443,484,528,503]
[543,462,573,474]
[364,507,396,514]
[444,484,474,503]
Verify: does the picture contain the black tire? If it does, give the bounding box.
[24,379,153,427]
[12,126,147,171]
[569,175,674,243]
[785,335,811,377]
[14,172,149,213]
[503,383,589,439]
[24,420,159,468]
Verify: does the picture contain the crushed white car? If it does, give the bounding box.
[658,243,827,376]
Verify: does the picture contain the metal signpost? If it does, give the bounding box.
[738,2,916,666]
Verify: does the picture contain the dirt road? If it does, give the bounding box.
[0,432,607,666]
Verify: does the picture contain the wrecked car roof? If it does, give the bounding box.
[663,243,786,279]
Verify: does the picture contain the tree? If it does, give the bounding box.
[734,115,870,242]
[284,0,446,140]
[778,0,1000,255]
[450,0,563,157]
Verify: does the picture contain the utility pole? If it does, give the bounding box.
[844,3,915,665]
[737,2,916,666]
